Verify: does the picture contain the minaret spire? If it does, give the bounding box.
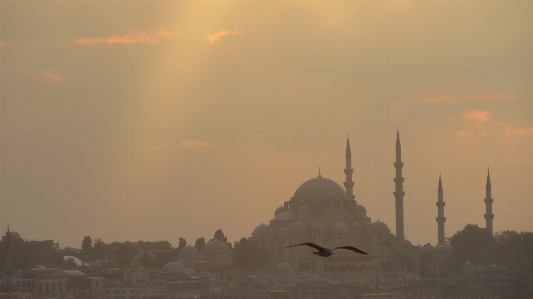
[5,225,14,299]
[344,137,355,202]
[394,130,405,244]
[484,168,494,234]
[436,175,446,245]
[317,167,322,178]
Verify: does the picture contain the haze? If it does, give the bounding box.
[1,1,532,248]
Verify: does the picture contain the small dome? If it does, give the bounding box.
[330,221,349,230]
[371,220,390,231]
[272,210,296,221]
[293,177,347,199]
[288,222,307,233]
[297,205,312,219]
[351,222,363,229]
[162,262,185,273]
[317,222,327,230]
[253,224,269,235]
[354,205,367,217]
[274,262,292,272]
[404,240,413,246]
[202,240,231,253]
[275,206,287,215]
[179,245,200,257]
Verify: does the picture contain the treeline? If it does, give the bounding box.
[418,224,533,278]
[0,229,268,271]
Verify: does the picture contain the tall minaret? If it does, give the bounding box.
[344,137,355,202]
[484,168,494,235]
[436,175,446,245]
[393,130,405,242]
[5,226,14,299]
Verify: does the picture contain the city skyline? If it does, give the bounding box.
[1,1,532,248]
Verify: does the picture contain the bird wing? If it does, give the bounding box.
[283,242,325,251]
[332,246,369,255]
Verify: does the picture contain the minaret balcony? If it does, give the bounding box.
[343,182,354,188]
[344,169,354,175]
[436,202,445,207]
[394,162,404,168]
[484,214,494,220]
[393,177,404,183]
[484,198,494,204]
[436,216,446,222]
[393,191,405,197]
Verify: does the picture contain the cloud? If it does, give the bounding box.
[464,110,490,123]
[180,140,214,149]
[503,124,533,136]
[75,30,173,45]
[471,92,519,102]
[206,30,239,44]
[40,72,66,82]
[454,130,476,138]
[145,142,174,151]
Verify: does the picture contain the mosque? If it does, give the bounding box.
[250,132,409,274]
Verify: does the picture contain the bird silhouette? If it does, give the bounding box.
[283,242,368,257]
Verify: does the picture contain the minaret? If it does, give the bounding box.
[344,137,355,202]
[393,130,405,243]
[484,168,494,235]
[436,175,446,245]
[5,225,14,299]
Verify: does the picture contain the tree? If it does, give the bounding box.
[450,224,496,265]
[233,237,268,271]
[177,238,187,255]
[214,229,227,243]
[195,237,205,252]
[418,252,436,279]
[82,236,92,251]
[63,258,78,269]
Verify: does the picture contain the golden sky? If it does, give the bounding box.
[1,0,532,248]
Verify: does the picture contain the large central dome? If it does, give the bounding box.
[293,176,347,199]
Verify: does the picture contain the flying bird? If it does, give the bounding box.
[283,242,368,257]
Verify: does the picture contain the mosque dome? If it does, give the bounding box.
[162,262,185,273]
[354,205,367,217]
[330,221,349,230]
[274,262,293,272]
[404,240,413,247]
[371,220,390,231]
[202,240,231,253]
[293,176,346,199]
[288,222,307,233]
[297,205,312,219]
[253,224,269,235]
[179,245,200,257]
[275,206,287,215]
[272,210,296,221]
[351,222,363,229]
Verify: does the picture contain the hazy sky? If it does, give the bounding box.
[1,0,532,248]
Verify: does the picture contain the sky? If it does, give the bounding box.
[1,0,532,249]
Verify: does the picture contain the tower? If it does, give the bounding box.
[436,175,446,245]
[484,168,494,235]
[5,226,14,299]
[393,130,405,242]
[344,137,355,202]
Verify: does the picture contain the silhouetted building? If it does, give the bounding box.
[484,168,494,235]
[251,136,399,274]
[394,130,405,245]
[436,175,446,246]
